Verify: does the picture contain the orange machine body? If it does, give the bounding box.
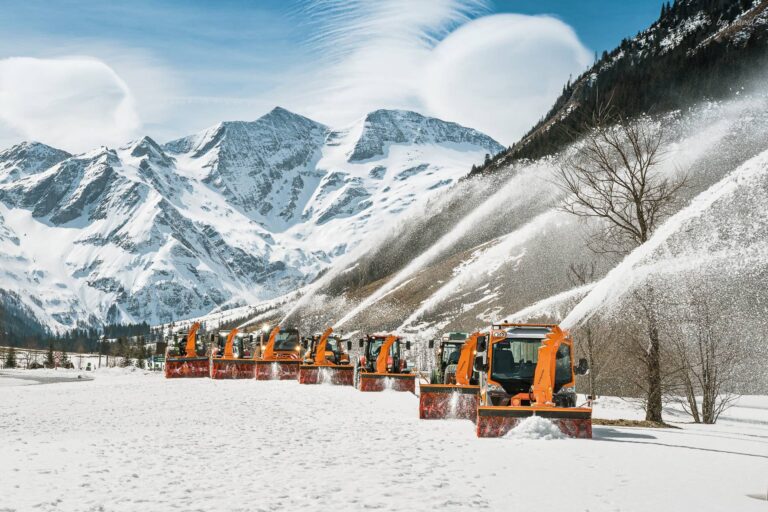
[210,328,256,379]
[357,334,414,393]
[475,324,592,438]
[298,327,354,386]
[419,332,481,420]
[255,326,302,380]
[165,322,209,378]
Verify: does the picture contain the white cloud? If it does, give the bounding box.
[0,57,141,152]
[294,0,488,124]
[295,3,592,145]
[421,14,593,144]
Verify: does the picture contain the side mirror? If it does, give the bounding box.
[358,338,364,348]
[346,341,352,351]
[301,339,308,349]
[473,355,487,373]
[428,339,434,349]
[575,358,589,376]
[209,333,216,343]
[248,335,254,344]
[405,341,411,351]
[476,336,487,353]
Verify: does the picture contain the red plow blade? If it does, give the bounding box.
[299,365,354,385]
[476,406,592,438]
[254,360,300,380]
[210,359,256,379]
[357,373,415,393]
[164,357,210,378]
[419,384,479,420]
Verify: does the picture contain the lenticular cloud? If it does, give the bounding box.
[0,56,141,152]
[422,14,593,145]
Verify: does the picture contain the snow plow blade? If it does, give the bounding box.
[299,365,354,385]
[164,357,210,378]
[210,359,256,379]
[254,360,300,380]
[357,372,415,393]
[419,384,479,420]
[476,406,592,438]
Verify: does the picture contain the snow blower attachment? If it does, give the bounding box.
[164,322,210,378]
[419,332,481,420]
[355,334,415,392]
[474,324,592,438]
[254,326,302,380]
[298,327,354,385]
[210,329,257,379]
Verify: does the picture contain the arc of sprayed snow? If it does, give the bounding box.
[561,148,768,329]
[506,283,596,323]
[397,210,561,330]
[333,169,545,329]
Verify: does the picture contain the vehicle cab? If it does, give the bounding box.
[428,332,468,383]
[260,327,302,360]
[210,331,254,359]
[357,334,411,374]
[302,333,351,365]
[476,323,578,407]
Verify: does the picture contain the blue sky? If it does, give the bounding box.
[0,0,663,151]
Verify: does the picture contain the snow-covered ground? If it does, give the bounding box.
[1,370,766,511]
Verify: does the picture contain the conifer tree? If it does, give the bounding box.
[4,346,16,369]
[45,342,55,368]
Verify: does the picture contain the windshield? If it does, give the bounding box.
[367,337,398,359]
[274,331,300,351]
[312,337,340,354]
[440,343,462,366]
[491,338,573,388]
[490,338,540,383]
[555,344,572,385]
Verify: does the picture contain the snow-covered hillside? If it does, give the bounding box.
[0,108,502,332]
[0,371,766,511]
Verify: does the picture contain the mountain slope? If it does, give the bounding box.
[0,108,502,333]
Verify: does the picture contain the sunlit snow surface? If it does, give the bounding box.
[1,370,767,512]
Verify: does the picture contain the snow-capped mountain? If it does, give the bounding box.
[0,108,502,332]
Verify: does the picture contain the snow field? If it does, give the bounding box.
[0,371,767,511]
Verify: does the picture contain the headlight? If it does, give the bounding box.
[487,384,504,392]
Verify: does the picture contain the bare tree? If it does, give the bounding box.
[665,281,740,423]
[568,262,601,397]
[555,108,687,423]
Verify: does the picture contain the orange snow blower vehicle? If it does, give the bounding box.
[210,329,257,379]
[254,326,303,380]
[298,327,354,385]
[355,334,415,392]
[474,323,592,438]
[419,332,481,420]
[164,322,210,378]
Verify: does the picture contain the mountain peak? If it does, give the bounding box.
[0,141,71,184]
[128,136,173,166]
[347,109,503,162]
